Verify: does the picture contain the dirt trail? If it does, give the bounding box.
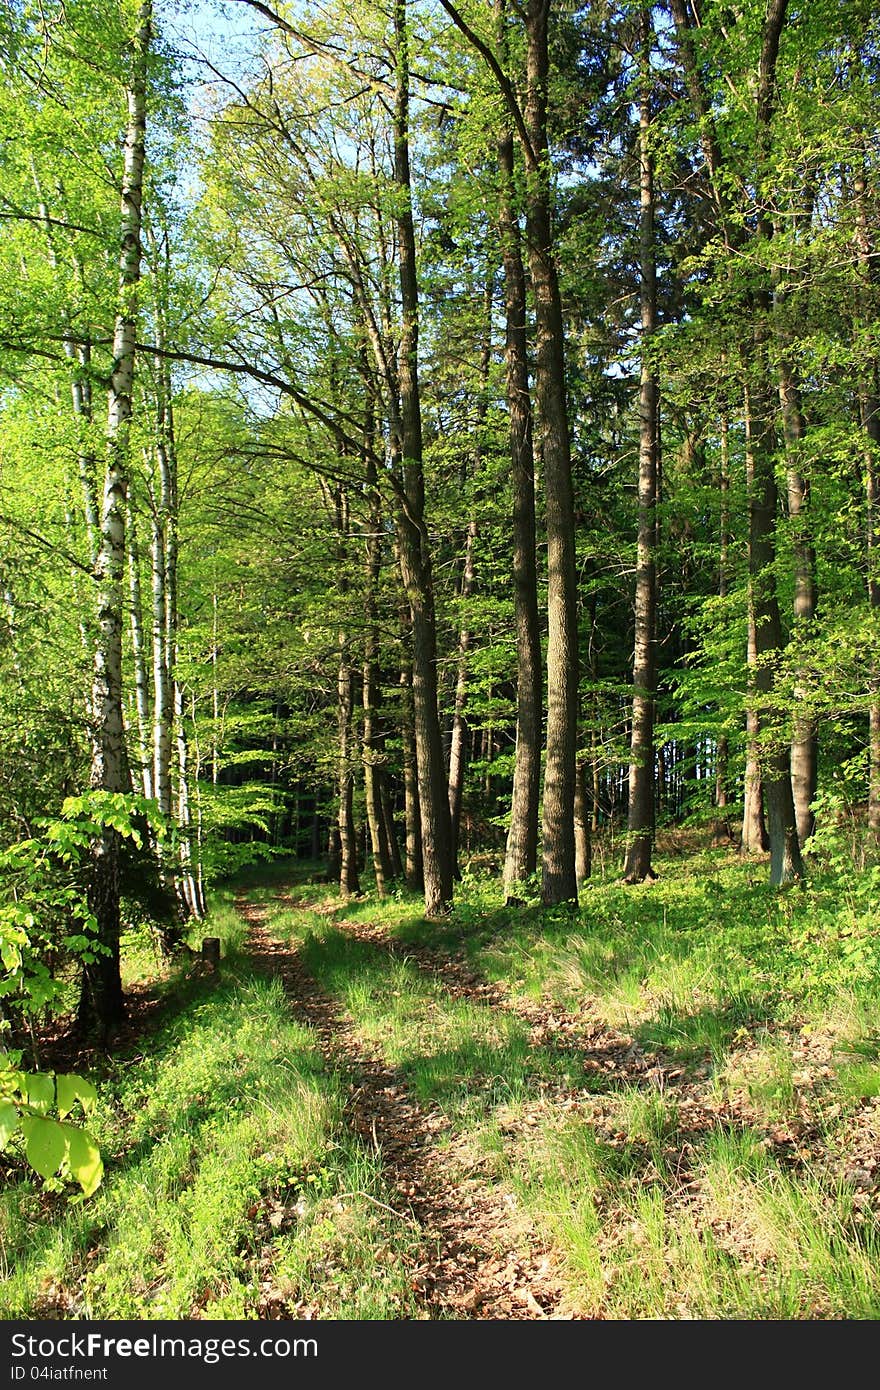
[319,911,698,1096]
[313,912,786,1166]
[237,898,574,1320]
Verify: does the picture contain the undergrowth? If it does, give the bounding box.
[4,845,880,1320]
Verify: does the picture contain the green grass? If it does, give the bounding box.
[1,959,418,1319]
[5,842,880,1320]
[280,845,880,1319]
[295,923,579,1115]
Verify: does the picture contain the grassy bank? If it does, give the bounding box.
[1,875,418,1319]
[263,847,880,1319]
[3,846,880,1318]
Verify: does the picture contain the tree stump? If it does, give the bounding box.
[201,937,221,974]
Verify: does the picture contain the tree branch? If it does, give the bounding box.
[435,0,538,171]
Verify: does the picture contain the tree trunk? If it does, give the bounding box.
[392,0,454,915]
[145,233,179,837]
[175,681,205,919]
[745,373,804,886]
[498,120,542,901]
[333,485,360,897]
[437,0,574,900]
[448,276,491,867]
[715,410,730,811]
[624,9,659,884]
[79,0,151,1038]
[327,823,342,883]
[862,382,880,848]
[854,162,880,849]
[779,357,818,846]
[775,184,818,848]
[380,774,404,880]
[338,658,360,896]
[362,462,392,894]
[748,0,803,886]
[523,0,578,905]
[574,757,592,884]
[126,505,153,800]
[671,0,796,886]
[447,518,476,868]
[150,490,172,817]
[145,252,187,934]
[741,599,769,853]
[399,648,423,890]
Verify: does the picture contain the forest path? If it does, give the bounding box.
[314,910,723,1119]
[235,896,573,1319]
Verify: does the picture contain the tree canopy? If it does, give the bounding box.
[1,0,879,1035]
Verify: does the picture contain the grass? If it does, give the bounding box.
[1,943,419,1319]
[271,844,880,1319]
[4,842,880,1319]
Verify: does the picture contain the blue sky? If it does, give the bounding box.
[159,0,268,94]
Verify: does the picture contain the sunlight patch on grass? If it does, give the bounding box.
[296,924,567,1116]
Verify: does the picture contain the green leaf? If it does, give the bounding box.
[0,1101,19,1149]
[23,1117,68,1180]
[0,942,22,971]
[65,1126,103,1198]
[20,1072,55,1115]
[56,1073,97,1119]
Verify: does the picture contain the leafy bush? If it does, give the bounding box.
[0,791,171,1199]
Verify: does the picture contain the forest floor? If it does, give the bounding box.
[238,898,566,1318]
[4,847,880,1319]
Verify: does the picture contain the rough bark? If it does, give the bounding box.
[79,0,151,1038]
[523,0,578,905]
[498,119,542,902]
[392,0,454,915]
[854,162,880,849]
[624,9,659,884]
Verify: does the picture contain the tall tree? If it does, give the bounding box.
[390,0,455,914]
[669,0,803,885]
[440,0,579,904]
[623,3,659,884]
[79,0,153,1035]
[497,7,542,903]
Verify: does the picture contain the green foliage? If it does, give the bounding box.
[0,794,175,1201]
[0,792,171,1026]
[0,1055,102,1197]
